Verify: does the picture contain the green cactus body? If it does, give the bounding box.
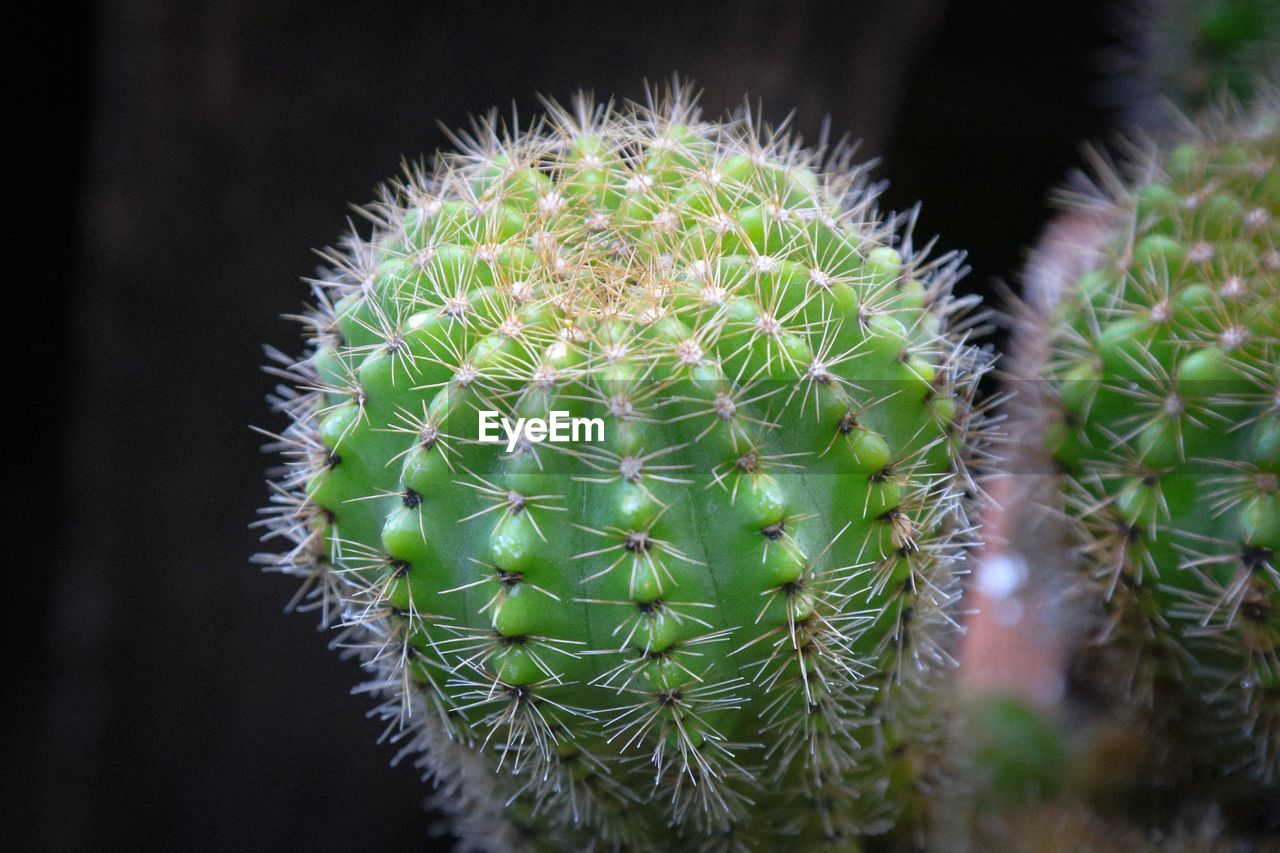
[260,89,990,849]
[1041,102,1279,784]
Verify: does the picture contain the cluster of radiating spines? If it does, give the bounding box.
[258,89,992,849]
[1042,102,1279,782]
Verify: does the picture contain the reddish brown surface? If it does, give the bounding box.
[958,209,1112,708]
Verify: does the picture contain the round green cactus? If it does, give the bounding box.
[259,87,992,849]
[1034,98,1279,787]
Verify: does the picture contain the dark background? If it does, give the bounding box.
[29,0,1121,849]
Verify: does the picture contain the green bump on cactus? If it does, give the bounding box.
[1038,97,1279,785]
[258,85,993,850]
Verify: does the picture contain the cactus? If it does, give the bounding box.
[1113,0,1280,120]
[1028,97,1279,794]
[257,86,993,850]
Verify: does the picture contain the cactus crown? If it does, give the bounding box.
[258,84,994,849]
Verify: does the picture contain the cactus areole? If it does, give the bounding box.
[258,87,992,850]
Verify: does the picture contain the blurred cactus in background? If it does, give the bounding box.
[1111,0,1280,121]
[974,0,1280,826]
[954,2,1278,846]
[1023,95,1278,830]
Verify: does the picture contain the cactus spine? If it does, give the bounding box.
[258,86,993,849]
